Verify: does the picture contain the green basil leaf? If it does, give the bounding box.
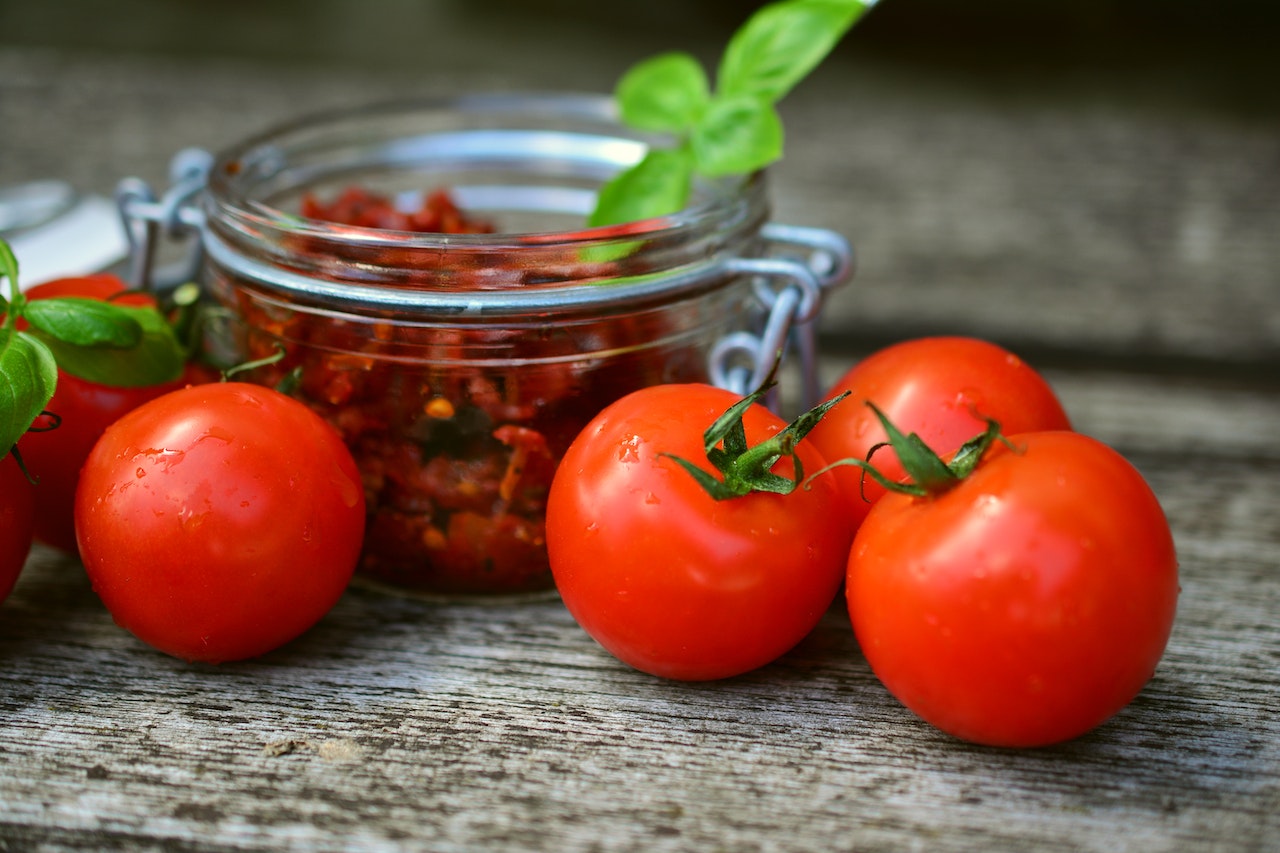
[31,303,185,388]
[616,52,711,132]
[588,147,695,228]
[717,0,869,102]
[691,97,783,177]
[23,297,144,348]
[1,239,19,299]
[0,330,58,452]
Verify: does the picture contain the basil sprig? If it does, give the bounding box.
[1,238,186,454]
[589,0,877,227]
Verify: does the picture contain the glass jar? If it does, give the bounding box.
[119,94,853,598]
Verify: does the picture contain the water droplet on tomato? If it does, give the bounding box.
[199,426,235,444]
[178,507,207,531]
[135,448,185,472]
[616,434,642,464]
[135,467,146,479]
[644,492,660,505]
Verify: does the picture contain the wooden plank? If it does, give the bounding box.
[2,373,1277,851]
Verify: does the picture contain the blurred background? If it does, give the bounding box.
[2,0,1276,111]
[2,0,1277,369]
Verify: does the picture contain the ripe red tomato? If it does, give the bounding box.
[1,453,37,606]
[16,274,190,553]
[807,337,1071,529]
[74,382,366,663]
[847,430,1179,748]
[546,383,852,681]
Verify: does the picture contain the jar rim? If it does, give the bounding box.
[205,92,761,247]
[200,92,773,315]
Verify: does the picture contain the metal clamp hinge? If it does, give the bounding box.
[709,223,854,412]
[115,148,213,292]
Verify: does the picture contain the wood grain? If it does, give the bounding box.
[1,5,1278,847]
[3,369,1277,852]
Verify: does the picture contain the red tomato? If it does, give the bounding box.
[1,453,37,605]
[847,430,1179,748]
[74,382,366,663]
[546,383,852,681]
[16,274,190,553]
[807,337,1071,529]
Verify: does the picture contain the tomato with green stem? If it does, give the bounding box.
[806,336,1071,529]
[844,406,1179,748]
[15,274,199,553]
[75,381,366,663]
[1,452,36,606]
[546,382,853,681]
[2,241,191,554]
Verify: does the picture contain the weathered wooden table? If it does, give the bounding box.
[2,3,1278,849]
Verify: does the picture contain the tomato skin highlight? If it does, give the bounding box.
[1,454,37,605]
[847,430,1179,748]
[547,384,852,681]
[807,337,1071,529]
[74,382,366,663]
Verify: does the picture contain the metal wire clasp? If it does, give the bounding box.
[709,223,854,413]
[115,148,213,292]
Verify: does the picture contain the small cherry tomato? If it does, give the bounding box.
[847,429,1179,748]
[16,274,191,553]
[1,453,37,606]
[547,383,852,681]
[807,336,1071,529]
[75,382,366,663]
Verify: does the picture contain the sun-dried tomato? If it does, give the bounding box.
[224,186,718,595]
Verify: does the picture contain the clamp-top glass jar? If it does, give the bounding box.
[121,93,852,597]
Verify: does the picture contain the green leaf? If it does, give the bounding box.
[691,97,784,177]
[30,303,186,388]
[1,239,19,302]
[23,297,144,348]
[589,0,875,225]
[588,146,695,228]
[616,52,711,132]
[717,0,869,102]
[0,330,58,452]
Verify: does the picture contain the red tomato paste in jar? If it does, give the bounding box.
[229,186,716,596]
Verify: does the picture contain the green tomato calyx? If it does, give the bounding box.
[807,402,1011,499]
[662,384,850,501]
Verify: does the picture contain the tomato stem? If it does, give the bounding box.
[662,384,850,501]
[804,402,1010,499]
[221,343,287,382]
